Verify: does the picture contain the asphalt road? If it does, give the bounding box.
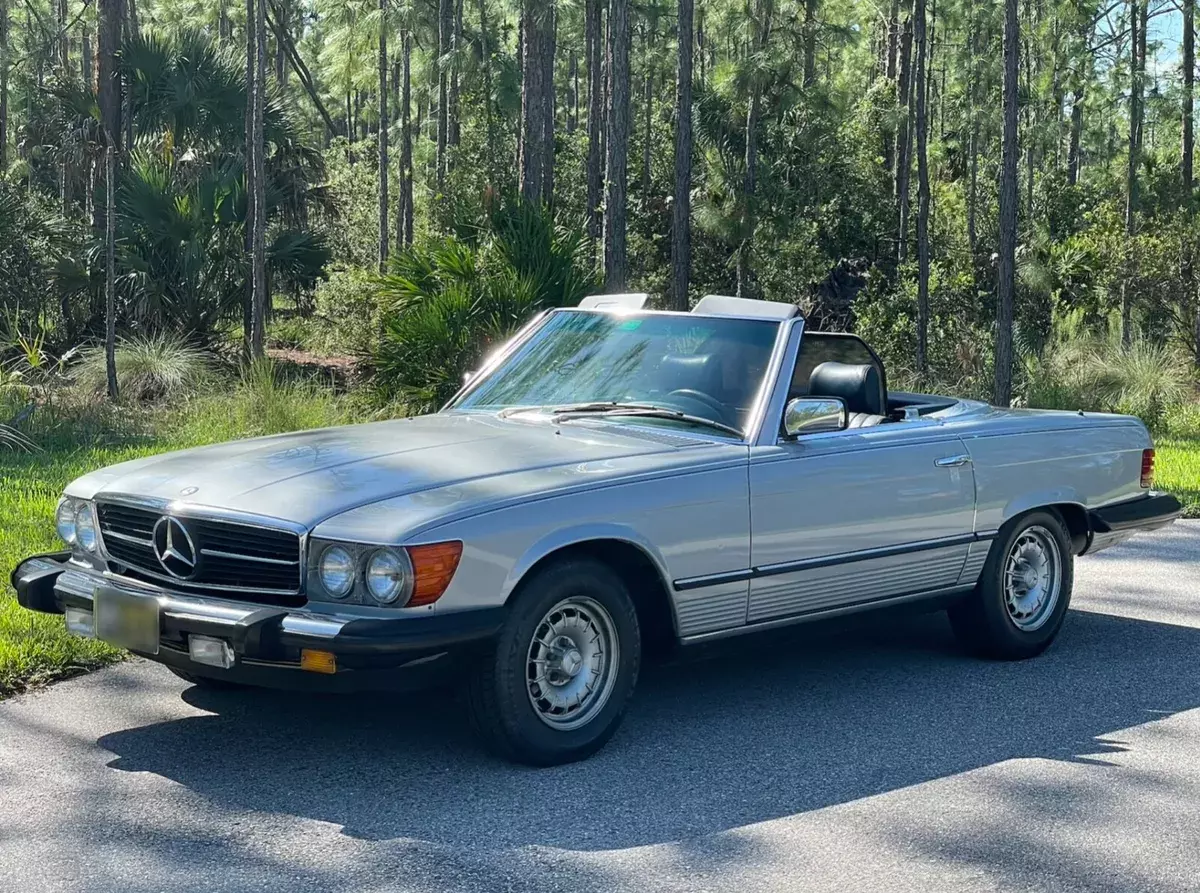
[2,525,1200,893]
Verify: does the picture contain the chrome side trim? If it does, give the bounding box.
[673,531,998,591]
[680,584,974,645]
[753,533,977,578]
[673,569,754,592]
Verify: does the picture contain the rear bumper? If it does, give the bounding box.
[11,555,504,691]
[1083,491,1184,555]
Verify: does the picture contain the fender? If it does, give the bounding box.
[997,489,1086,529]
[500,522,675,603]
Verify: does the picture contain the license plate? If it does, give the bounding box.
[94,587,161,654]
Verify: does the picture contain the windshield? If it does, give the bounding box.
[451,310,781,434]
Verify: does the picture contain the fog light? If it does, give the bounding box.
[65,607,94,638]
[189,635,235,669]
[300,649,337,674]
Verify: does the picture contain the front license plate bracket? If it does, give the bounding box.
[94,587,161,654]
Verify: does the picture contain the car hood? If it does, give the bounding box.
[66,412,726,530]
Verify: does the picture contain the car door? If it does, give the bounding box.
[747,420,977,623]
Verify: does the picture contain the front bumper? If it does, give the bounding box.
[1082,491,1184,555]
[11,555,504,691]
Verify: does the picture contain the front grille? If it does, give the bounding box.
[96,501,303,605]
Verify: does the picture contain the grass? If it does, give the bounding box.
[0,369,355,699]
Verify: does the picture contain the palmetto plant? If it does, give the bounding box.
[36,29,330,341]
[373,198,595,412]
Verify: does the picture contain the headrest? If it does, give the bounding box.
[808,362,885,417]
[658,353,723,395]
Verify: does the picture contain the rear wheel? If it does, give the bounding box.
[467,558,641,766]
[949,510,1074,660]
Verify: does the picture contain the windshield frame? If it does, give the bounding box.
[442,307,798,444]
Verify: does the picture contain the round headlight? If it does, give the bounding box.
[365,549,413,605]
[74,503,97,553]
[319,545,355,598]
[55,499,78,545]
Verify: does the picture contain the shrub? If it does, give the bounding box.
[73,333,211,402]
[229,358,344,436]
[1022,336,1194,431]
[371,198,595,413]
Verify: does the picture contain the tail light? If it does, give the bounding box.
[1141,449,1155,489]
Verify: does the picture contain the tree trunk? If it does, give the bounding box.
[995,0,1019,407]
[250,0,269,358]
[274,0,287,85]
[585,0,603,258]
[1186,0,1199,367]
[479,0,495,179]
[96,0,123,233]
[603,0,631,290]
[966,0,977,271]
[568,50,578,133]
[0,0,8,172]
[670,0,693,311]
[802,0,817,87]
[738,0,774,298]
[450,0,462,146]
[914,0,929,376]
[378,0,389,271]
[894,11,913,266]
[105,146,118,400]
[399,26,413,247]
[436,0,450,189]
[883,0,899,173]
[1122,0,1144,347]
[541,4,556,203]
[519,0,553,203]
[642,70,652,202]
[1184,0,1193,194]
[268,0,340,137]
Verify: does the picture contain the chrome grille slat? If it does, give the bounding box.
[96,501,303,605]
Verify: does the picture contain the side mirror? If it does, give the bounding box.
[782,397,847,439]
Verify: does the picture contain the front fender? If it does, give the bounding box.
[500,522,673,602]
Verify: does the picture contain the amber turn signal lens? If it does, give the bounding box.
[407,541,464,607]
[300,649,337,674]
[1141,448,1155,489]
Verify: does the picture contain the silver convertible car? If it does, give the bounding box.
[13,294,1182,764]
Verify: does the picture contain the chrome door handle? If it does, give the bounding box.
[935,454,972,468]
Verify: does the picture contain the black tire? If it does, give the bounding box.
[466,557,641,766]
[168,668,251,691]
[948,509,1074,660]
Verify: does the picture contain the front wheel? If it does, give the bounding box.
[466,558,641,766]
[949,510,1074,660]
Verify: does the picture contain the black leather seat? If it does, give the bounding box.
[807,361,889,428]
[658,353,724,395]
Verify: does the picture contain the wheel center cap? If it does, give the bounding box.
[1021,569,1038,590]
[559,649,584,677]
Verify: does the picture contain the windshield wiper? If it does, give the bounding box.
[549,402,745,439]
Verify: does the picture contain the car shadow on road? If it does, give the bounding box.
[96,607,1200,852]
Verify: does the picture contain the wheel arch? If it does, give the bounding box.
[504,529,679,653]
[1000,500,1090,554]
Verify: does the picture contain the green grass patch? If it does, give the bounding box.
[1157,437,1200,518]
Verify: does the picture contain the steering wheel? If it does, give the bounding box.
[665,389,732,424]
